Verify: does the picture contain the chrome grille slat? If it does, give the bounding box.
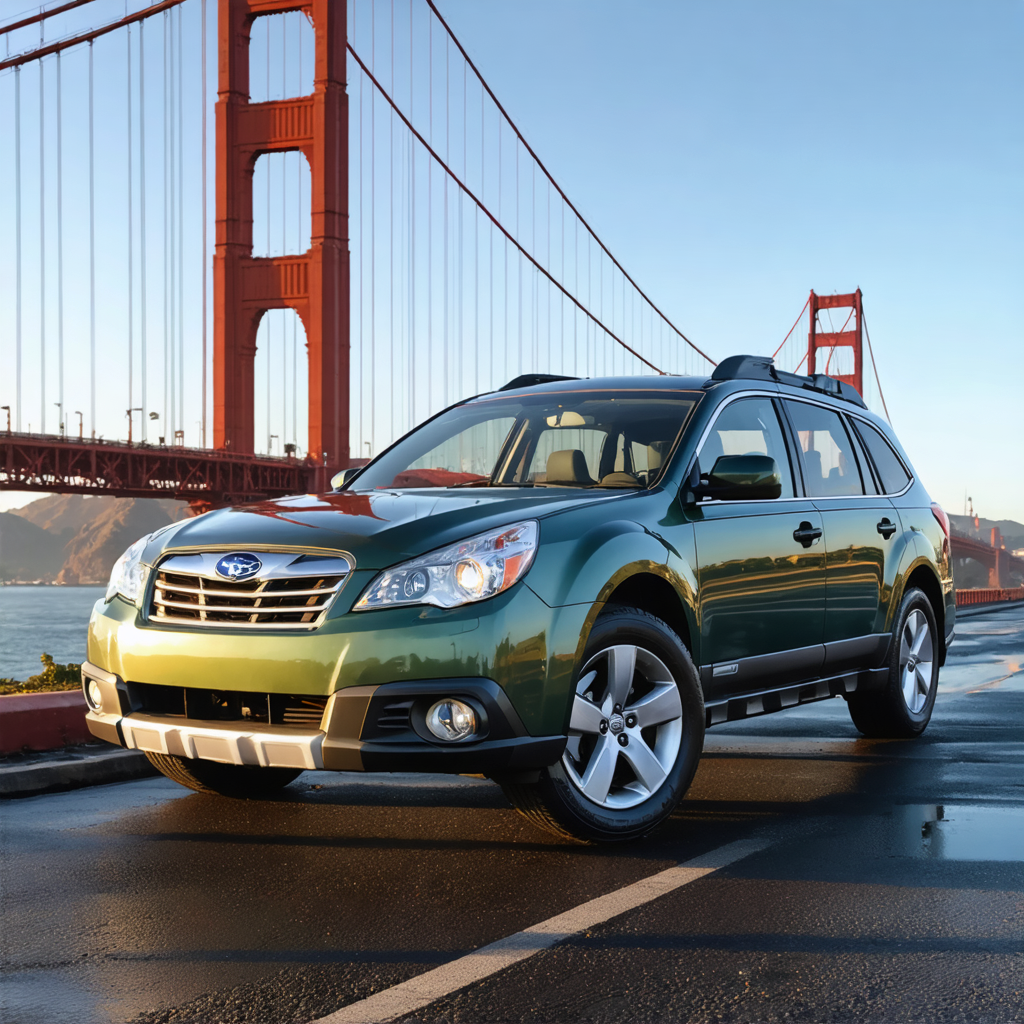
[154,581,344,599]
[150,553,348,631]
[153,597,335,614]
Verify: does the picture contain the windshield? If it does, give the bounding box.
[350,389,698,491]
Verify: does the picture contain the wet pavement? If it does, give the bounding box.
[2,604,1022,1024]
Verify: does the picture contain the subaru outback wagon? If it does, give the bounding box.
[83,355,954,842]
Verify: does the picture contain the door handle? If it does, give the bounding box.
[877,518,897,539]
[793,521,822,548]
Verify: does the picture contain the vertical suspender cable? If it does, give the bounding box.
[390,0,395,442]
[295,10,301,450]
[460,55,466,395]
[140,19,148,441]
[128,27,134,424]
[370,5,376,455]
[357,15,363,457]
[443,32,448,404]
[515,135,520,371]
[89,42,96,436]
[177,5,184,436]
[268,20,272,448]
[200,0,207,447]
[168,12,176,438]
[162,12,169,437]
[476,63,482,392]
[282,14,287,450]
[403,0,411,425]
[40,50,46,433]
[427,12,432,415]
[15,67,22,430]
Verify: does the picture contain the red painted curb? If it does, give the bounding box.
[956,588,1024,607]
[0,690,93,755]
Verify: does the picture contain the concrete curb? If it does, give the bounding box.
[0,746,158,798]
[0,689,92,755]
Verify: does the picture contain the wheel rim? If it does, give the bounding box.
[899,609,933,714]
[561,644,683,810]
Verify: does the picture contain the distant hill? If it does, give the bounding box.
[0,513,67,582]
[1,495,190,584]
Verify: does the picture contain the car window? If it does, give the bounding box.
[784,401,864,497]
[697,397,795,498]
[851,419,911,494]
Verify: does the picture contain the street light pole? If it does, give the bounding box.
[0,406,10,434]
[74,410,83,439]
[126,407,142,444]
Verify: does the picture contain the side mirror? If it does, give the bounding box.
[330,466,363,490]
[703,454,782,501]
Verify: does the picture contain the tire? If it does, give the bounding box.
[499,606,705,843]
[144,751,303,797]
[847,586,939,738]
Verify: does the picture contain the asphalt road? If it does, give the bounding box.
[2,604,1022,1024]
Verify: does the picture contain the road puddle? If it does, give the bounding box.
[892,804,1023,861]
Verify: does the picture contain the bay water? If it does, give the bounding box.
[0,586,106,681]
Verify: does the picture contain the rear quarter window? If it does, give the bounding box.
[852,420,911,494]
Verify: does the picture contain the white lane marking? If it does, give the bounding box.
[311,837,768,1024]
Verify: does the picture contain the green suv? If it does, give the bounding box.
[83,355,954,842]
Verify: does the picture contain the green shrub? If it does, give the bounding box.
[0,654,82,696]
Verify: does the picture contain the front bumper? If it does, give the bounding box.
[82,662,565,774]
[88,580,589,738]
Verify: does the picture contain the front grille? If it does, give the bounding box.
[127,681,329,730]
[149,551,351,631]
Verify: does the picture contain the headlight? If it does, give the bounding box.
[105,535,152,604]
[353,521,538,610]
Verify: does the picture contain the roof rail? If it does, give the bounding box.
[499,373,581,391]
[709,354,867,408]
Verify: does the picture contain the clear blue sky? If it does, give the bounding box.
[1,0,1021,520]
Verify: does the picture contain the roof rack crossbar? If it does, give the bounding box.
[499,374,581,391]
[709,354,867,408]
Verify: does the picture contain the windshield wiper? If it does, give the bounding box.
[448,480,539,488]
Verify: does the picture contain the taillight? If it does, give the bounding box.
[931,502,950,556]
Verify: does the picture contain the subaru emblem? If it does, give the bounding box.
[215,552,263,581]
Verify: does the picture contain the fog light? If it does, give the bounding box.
[86,679,103,710]
[425,699,477,742]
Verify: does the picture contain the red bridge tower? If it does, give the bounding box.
[214,0,350,484]
[807,289,863,395]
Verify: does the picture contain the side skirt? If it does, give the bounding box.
[704,666,889,728]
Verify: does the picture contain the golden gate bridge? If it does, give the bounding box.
[2,0,891,501]
[6,0,1014,605]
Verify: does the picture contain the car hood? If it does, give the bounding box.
[148,488,632,570]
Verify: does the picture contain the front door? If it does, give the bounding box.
[688,396,827,701]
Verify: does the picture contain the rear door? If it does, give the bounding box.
[781,399,900,674]
[689,395,826,702]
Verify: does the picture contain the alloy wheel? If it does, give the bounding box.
[900,608,933,714]
[562,644,683,810]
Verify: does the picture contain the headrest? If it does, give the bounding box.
[546,449,594,485]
